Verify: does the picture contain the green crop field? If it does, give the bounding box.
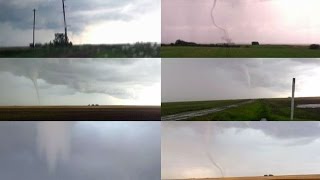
[161,45,320,58]
[162,97,320,121]
[0,43,160,58]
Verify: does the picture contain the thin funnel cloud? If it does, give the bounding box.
[162,0,320,44]
[162,121,320,179]
[28,67,40,104]
[162,58,320,102]
[204,123,225,177]
[0,58,161,106]
[211,0,231,43]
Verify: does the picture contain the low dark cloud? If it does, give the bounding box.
[0,0,159,32]
[0,58,160,103]
[0,0,160,46]
[163,121,320,142]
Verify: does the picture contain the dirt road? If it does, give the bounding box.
[161,100,255,121]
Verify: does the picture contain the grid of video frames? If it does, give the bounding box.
[1,0,320,180]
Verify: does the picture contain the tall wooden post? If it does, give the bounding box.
[33,9,36,48]
[290,78,295,120]
[62,0,68,44]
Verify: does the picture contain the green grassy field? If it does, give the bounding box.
[0,43,160,58]
[162,97,320,120]
[161,45,320,58]
[161,99,248,116]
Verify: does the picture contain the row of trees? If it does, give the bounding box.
[30,33,72,48]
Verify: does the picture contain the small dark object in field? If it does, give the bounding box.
[95,104,99,106]
[166,39,240,48]
[252,41,260,45]
[35,43,42,48]
[310,44,320,49]
[264,175,268,176]
[269,174,274,176]
[29,43,43,48]
[175,39,197,46]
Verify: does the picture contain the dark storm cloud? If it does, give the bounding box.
[0,0,159,32]
[0,122,160,180]
[0,58,160,99]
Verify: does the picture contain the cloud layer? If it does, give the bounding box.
[162,58,320,102]
[0,58,161,105]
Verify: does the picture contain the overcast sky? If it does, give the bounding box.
[162,121,320,179]
[0,121,160,180]
[0,0,160,46]
[0,58,160,106]
[162,0,320,44]
[162,58,320,102]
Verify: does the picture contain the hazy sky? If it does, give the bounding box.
[162,0,320,44]
[0,58,160,106]
[0,0,160,46]
[162,121,320,179]
[162,58,320,102]
[0,121,160,180]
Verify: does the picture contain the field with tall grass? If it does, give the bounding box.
[161,45,320,58]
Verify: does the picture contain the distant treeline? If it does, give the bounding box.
[0,42,160,58]
[161,39,241,48]
[162,39,320,50]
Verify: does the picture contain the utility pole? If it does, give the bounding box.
[62,0,68,45]
[290,78,295,120]
[33,9,36,48]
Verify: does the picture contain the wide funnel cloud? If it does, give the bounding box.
[36,121,73,173]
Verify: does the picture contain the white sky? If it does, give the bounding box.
[162,122,320,179]
[162,0,320,44]
[162,59,320,102]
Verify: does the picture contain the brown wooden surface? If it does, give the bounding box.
[0,106,160,120]
[165,175,320,180]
